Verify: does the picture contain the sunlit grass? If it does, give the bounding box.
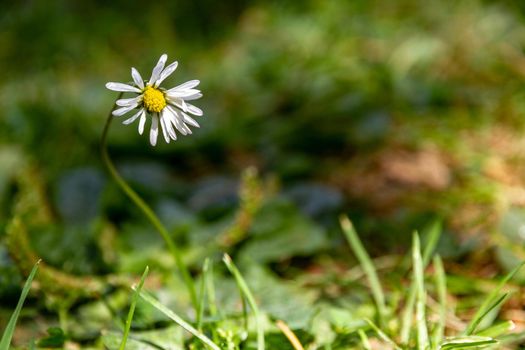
[0,260,40,350]
[3,219,523,349]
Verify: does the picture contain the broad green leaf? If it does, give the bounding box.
[244,265,315,329]
[102,328,184,350]
[36,327,67,348]
[240,199,328,262]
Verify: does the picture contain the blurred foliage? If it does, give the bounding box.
[2,0,525,348]
[2,0,525,241]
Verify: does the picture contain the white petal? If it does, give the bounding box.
[150,114,159,146]
[149,54,167,86]
[166,106,186,135]
[166,89,201,98]
[181,112,200,128]
[131,68,144,89]
[167,80,200,92]
[168,107,191,135]
[182,92,203,101]
[159,114,171,143]
[162,109,178,140]
[138,112,147,135]
[155,61,178,87]
[166,96,188,112]
[185,103,203,116]
[106,82,141,93]
[174,118,190,135]
[123,109,144,125]
[116,96,142,107]
[112,104,138,117]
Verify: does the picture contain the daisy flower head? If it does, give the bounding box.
[106,54,203,146]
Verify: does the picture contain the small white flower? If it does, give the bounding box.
[106,54,203,146]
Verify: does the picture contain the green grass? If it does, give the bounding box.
[4,1,525,348]
[119,266,149,350]
[464,261,524,336]
[137,289,221,350]
[431,255,446,347]
[343,221,523,350]
[3,221,524,349]
[223,253,265,350]
[0,260,40,350]
[340,215,387,328]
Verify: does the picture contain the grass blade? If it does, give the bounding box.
[464,261,524,335]
[358,329,371,350]
[422,221,442,267]
[413,233,429,350]
[223,254,265,350]
[196,259,209,331]
[476,321,515,338]
[466,293,509,337]
[439,336,497,349]
[0,259,40,350]
[432,255,447,348]
[276,320,305,350]
[136,289,221,350]
[340,216,387,327]
[401,222,441,344]
[119,266,149,350]
[364,319,402,350]
[203,260,220,344]
[205,260,218,318]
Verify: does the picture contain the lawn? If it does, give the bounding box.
[1,1,525,349]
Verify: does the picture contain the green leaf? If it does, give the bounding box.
[364,319,402,350]
[358,329,371,350]
[432,255,447,349]
[196,258,209,331]
[439,336,498,349]
[464,261,524,335]
[223,254,265,350]
[36,327,67,348]
[102,328,184,350]
[0,260,40,350]
[136,289,220,350]
[422,221,442,266]
[413,233,429,350]
[466,293,509,337]
[119,266,149,350]
[242,264,315,329]
[340,216,386,327]
[476,321,515,338]
[240,200,328,263]
[401,222,442,344]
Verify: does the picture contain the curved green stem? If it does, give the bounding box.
[101,94,197,310]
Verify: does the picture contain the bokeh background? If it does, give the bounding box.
[3,0,525,346]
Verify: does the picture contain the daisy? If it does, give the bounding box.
[106,54,203,146]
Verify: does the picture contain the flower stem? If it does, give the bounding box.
[101,94,197,310]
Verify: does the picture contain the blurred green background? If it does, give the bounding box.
[2,0,525,346]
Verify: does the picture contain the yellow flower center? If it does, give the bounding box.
[142,86,166,113]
